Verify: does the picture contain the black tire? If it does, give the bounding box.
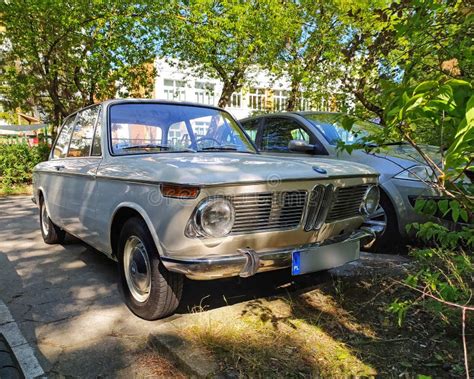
[39,197,65,244]
[363,192,401,253]
[118,217,183,320]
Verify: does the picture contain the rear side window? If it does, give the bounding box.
[53,116,76,158]
[68,106,99,157]
[240,118,260,142]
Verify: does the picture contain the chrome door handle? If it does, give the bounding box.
[54,165,65,171]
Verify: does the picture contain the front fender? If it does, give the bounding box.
[109,202,165,259]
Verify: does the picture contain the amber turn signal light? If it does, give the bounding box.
[161,184,200,199]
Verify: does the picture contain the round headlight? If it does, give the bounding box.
[361,186,380,215]
[196,198,235,237]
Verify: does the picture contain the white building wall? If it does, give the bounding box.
[153,58,312,120]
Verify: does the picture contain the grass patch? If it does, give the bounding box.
[0,183,32,196]
[177,271,472,377]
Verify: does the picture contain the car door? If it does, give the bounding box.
[41,115,77,226]
[60,105,102,240]
[259,117,324,157]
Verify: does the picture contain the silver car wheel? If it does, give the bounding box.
[364,205,387,236]
[123,236,151,303]
[41,204,50,237]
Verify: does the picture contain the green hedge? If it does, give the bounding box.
[0,143,50,187]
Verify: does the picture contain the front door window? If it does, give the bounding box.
[261,118,310,152]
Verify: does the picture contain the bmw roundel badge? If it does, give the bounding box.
[312,166,327,174]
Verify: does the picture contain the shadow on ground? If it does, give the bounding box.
[0,196,341,377]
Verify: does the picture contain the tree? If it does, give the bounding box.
[159,0,294,108]
[0,0,162,129]
[273,0,345,111]
[336,0,472,124]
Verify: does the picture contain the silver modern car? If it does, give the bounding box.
[240,112,441,252]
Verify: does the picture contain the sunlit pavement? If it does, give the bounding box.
[0,196,408,377]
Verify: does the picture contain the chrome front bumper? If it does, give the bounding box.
[161,228,376,280]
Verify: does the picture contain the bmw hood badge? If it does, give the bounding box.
[312,166,327,174]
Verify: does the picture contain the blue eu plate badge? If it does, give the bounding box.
[292,250,301,275]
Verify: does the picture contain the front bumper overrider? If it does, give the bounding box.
[161,228,376,280]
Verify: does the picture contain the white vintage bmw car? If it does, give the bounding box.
[33,100,380,320]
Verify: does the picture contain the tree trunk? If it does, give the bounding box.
[286,79,300,111]
[353,89,385,124]
[217,69,244,108]
[218,81,234,108]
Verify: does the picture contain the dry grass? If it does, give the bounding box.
[133,349,186,378]
[176,272,471,377]
[182,296,377,377]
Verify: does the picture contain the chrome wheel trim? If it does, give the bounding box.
[41,204,50,237]
[123,236,151,303]
[364,204,387,236]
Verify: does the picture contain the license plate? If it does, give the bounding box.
[291,239,360,276]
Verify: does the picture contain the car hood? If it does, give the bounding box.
[366,143,441,168]
[99,152,378,186]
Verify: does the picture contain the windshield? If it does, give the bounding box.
[109,103,256,155]
[303,113,381,145]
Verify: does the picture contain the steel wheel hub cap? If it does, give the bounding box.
[41,205,50,236]
[123,236,151,303]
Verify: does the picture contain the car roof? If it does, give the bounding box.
[100,98,224,112]
[240,111,343,122]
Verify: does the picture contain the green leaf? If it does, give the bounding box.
[451,206,460,222]
[414,199,427,214]
[413,80,438,95]
[437,199,449,215]
[459,209,468,223]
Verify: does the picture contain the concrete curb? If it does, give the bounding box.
[0,301,44,378]
[148,323,218,378]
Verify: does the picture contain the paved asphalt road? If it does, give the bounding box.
[0,196,406,378]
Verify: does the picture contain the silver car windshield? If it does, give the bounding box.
[109,103,256,155]
[304,113,381,145]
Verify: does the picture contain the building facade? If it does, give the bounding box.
[153,59,321,120]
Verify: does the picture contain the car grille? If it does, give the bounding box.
[304,184,335,231]
[305,184,368,230]
[231,191,307,234]
[326,185,369,222]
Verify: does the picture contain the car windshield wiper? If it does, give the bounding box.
[122,144,170,150]
[200,145,238,151]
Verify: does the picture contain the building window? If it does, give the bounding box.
[194,82,215,105]
[163,79,186,101]
[273,90,288,111]
[248,88,266,110]
[231,92,242,108]
[298,97,311,111]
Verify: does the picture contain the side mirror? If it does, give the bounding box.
[288,139,315,153]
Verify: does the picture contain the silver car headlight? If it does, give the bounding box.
[194,197,235,237]
[360,186,380,215]
[394,165,435,182]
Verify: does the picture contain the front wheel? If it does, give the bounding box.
[39,198,65,244]
[118,217,183,320]
[363,192,400,253]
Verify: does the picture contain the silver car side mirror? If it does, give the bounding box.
[288,139,315,153]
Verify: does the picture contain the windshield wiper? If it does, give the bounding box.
[122,144,170,150]
[200,145,238,151]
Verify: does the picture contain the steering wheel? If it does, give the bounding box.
[191,137,222,149]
